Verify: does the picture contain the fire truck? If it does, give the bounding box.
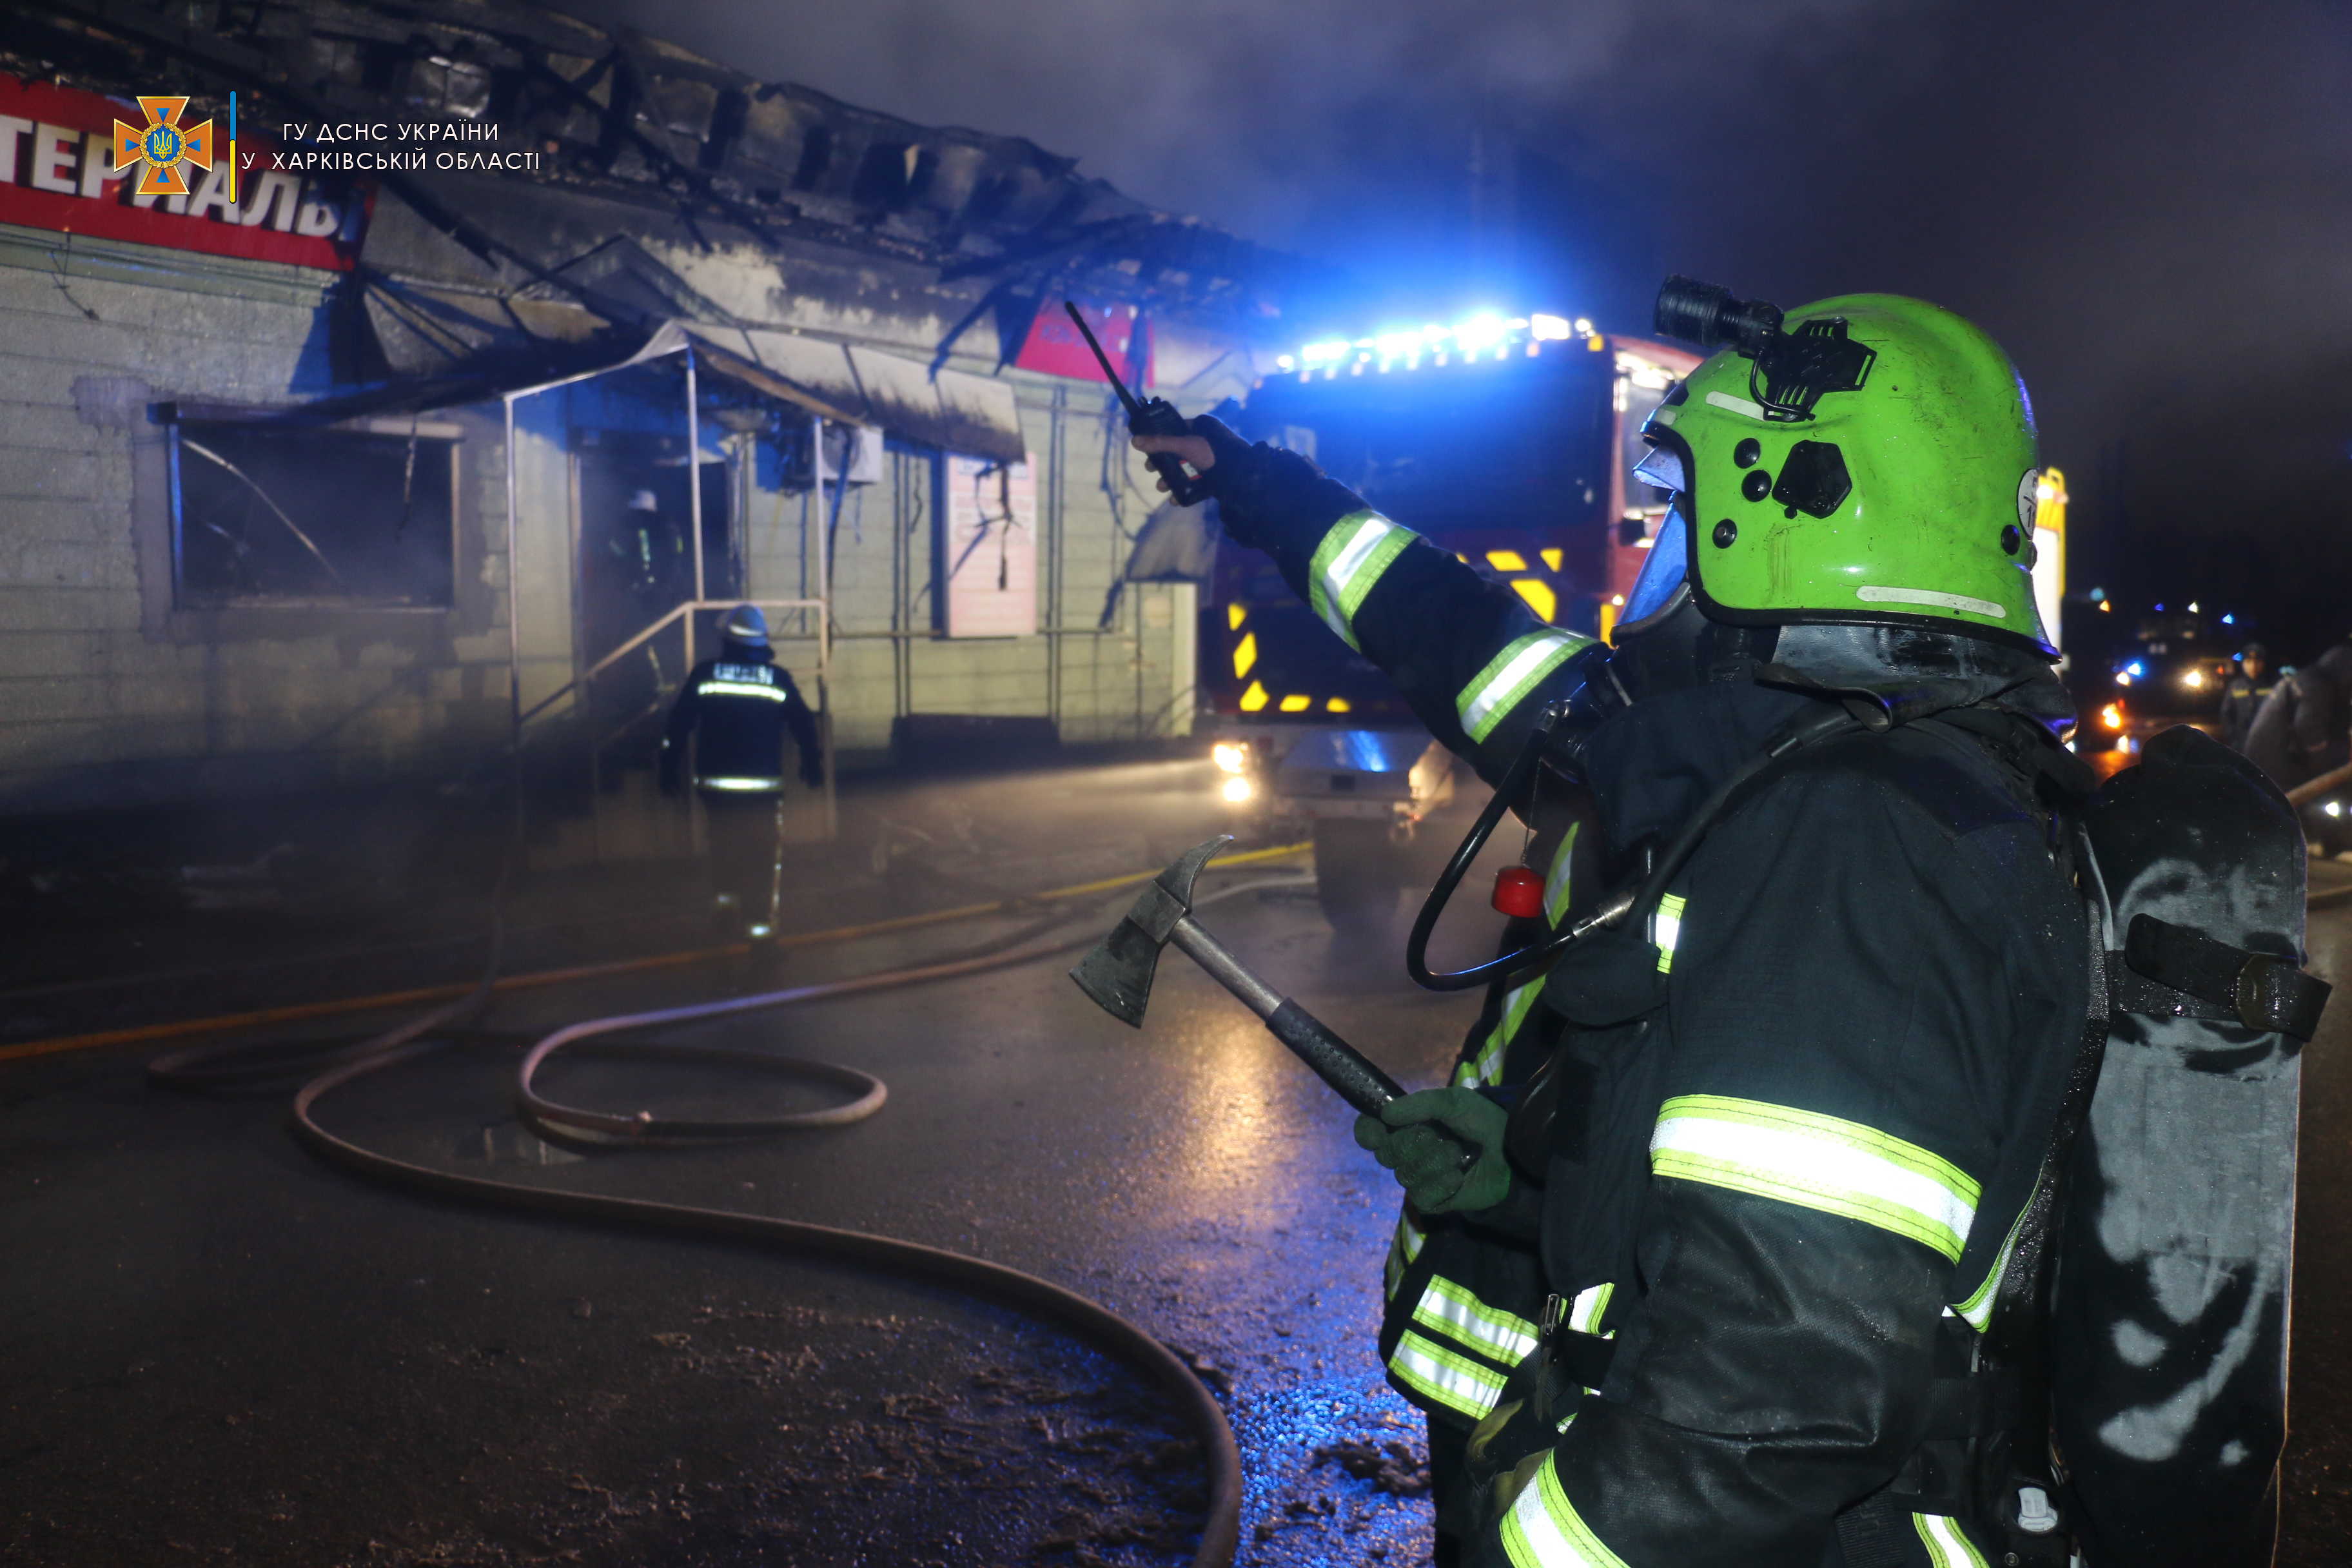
[1200,313,1700,929]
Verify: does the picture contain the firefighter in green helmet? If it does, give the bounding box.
[1135,283,2227,1566]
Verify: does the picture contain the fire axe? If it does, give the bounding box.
[1069,837,1407,1115]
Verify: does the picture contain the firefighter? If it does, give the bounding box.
[2216,642,2273,752]
[1141,290,2099,1566]
[660,604,823,938]
[2246,634,2352,790]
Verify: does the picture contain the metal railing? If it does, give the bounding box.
[515,596,829,732]
[520,597,835,849]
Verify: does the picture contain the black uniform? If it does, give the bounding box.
[1222,449,2088,1566]
[2244,639,2352,789]
[660,644,822,923]
[2216,669,2275,753]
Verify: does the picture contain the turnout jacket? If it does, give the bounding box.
[2244,639,2352,788]
[660,647,821,796]
[1217,452,2088,1567]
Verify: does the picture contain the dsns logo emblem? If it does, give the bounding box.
[112,96,215,197]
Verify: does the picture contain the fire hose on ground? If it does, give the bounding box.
[141,847,1318,1568]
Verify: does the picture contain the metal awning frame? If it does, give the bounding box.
[495,331,845,835]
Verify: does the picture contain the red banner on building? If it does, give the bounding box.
[1015,300,1155,389]
[0,74,368,271]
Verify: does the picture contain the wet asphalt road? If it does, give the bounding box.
[1,762,1504,1567]
[3,761,2349,1565]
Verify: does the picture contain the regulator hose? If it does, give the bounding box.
[1407,705,1857,990]
[152,868,1309,1568]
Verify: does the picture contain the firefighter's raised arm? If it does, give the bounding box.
[1133,418,1598,789]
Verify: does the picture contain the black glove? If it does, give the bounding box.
[1181,414,1354,550]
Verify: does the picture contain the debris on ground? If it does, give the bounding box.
[1311,1437,1431,1496]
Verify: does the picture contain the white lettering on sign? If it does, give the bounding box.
[77,130,122,199]
[237,170,300,231]
[0,72,367,270]
[0,114,32,181]
[293,189,344,238]
[183,164,239,222]
[28,121,77,193]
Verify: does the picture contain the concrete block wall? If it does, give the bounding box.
[0,225,1211,820]
[742,375,1196,759]
[0,231,515,815]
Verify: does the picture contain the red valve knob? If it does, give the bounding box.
[1491,865,1544,919]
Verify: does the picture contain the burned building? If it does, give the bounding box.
[0,1,1318,858]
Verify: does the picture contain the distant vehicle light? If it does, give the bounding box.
[2188,602,2200,612]
[2222,613,2236,625]
[1221,776,1255,804]
[2327,799,2345,819]
[1212,742,1248,774]
[2099,702,2125,731]
[2115,671,2133,686]
[2181,669,2207,690]
[2127,661,2146,677]
[2099,601,2112,612]
[1530,313,1574,340]
[1275,354,1295,371]
[1299,340,1351,366]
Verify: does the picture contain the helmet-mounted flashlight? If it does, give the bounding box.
[1654,276,1783,357]
[1652,275,1876,424]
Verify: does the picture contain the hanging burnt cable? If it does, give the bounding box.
[396,413,421,540]
[148,844,1311,1568]
[178,437,348,590]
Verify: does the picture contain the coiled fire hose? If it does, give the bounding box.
[150,865,1312,1568]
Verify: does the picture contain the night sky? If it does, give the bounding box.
[559,0,2352,658]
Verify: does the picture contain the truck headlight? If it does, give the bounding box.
[1221,776,1255,803]
[1212,742,1248,775]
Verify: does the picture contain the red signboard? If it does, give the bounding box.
[1014,300,1155,389]
[0,74,367,271]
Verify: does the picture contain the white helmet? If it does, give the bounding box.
[720,603,769,647]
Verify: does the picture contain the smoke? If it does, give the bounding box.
[558,0,2352,647]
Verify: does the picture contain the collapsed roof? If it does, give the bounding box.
[8,0,1334,435]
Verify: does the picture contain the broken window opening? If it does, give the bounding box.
[172,422,457,608]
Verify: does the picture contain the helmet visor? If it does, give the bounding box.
[1616,501,1690,637]
[1630,442,1687,496]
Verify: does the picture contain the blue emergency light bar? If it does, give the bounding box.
[1276,312,1597,378]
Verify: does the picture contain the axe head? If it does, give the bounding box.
[1069,836,1232,1026]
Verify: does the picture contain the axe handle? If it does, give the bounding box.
[1265,999,1403,1115]
[1167,915,1284,1016]
[1168,917,1402,1114]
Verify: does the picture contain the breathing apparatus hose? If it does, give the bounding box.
[1407,705,1859,992]
[150,869,1310,1568]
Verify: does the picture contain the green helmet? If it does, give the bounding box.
[1627,288,2053,658]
